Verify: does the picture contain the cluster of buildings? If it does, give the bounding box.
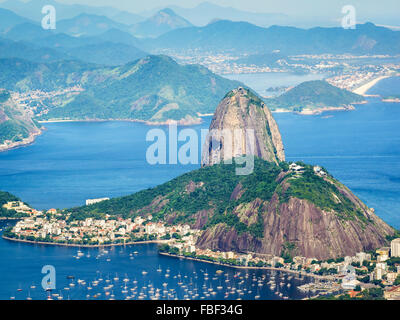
[165,237,400,299]
[165,51,400,83]
[326,71,391,93]
[2,201,40,216]
[11,86,83,117]
[8,207,198,247]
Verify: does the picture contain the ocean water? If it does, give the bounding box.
[0,121,208,210]
[0,74,399,300]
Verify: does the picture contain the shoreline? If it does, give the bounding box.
[159,252,336,281]
[0,130,42,153]
[272,101,367,116]
[38,117,203,126]
[2,235,167,248]
[352,75,391,95]
[382,98,400,103]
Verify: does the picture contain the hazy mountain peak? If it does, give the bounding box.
[130,7,192,38]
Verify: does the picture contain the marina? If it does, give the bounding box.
[0,219,315,300]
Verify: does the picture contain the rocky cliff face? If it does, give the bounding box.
[196,174,394,260]
[201,87,285,166]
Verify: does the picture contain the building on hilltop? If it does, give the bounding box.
[86,198,110,206]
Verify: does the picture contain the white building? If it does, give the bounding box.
[86,198,110,206]
[391,238,400,257]
[356,252,371,264]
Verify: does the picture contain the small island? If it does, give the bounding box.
[266,80,366,114]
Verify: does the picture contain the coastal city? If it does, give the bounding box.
[3,198,400,300]
[164,51,400,98]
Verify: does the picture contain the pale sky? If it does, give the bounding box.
[49,0,400,16]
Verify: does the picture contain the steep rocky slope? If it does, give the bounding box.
[202,87,285,166]
[196,162,394,260]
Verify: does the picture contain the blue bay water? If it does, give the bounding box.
[0,121,208,210]
[0,223,312,300]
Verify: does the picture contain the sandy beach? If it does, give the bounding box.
[353,76,391,95]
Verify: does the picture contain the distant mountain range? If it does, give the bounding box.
[0,12,148,66]
[150,20,400,55]
[0,37,70,63]
[0,7,30,31]
[0,2,194,38]
[1,5,400,64]
[56,13,131,37]
[0,0,144,25]
[265,80,366,113]
[164,2,288,27]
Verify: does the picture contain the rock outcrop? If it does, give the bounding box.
[196,176,394,260]
[201,87,285,166]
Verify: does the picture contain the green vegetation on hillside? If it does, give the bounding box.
[0,191,25,218]
[4,55,240,123]
[0,56,241,123]
[265,80,365,112]
[0,119,30,143]
[66,158,366,238]
[44,55,240,122]
[280,162,369,223]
